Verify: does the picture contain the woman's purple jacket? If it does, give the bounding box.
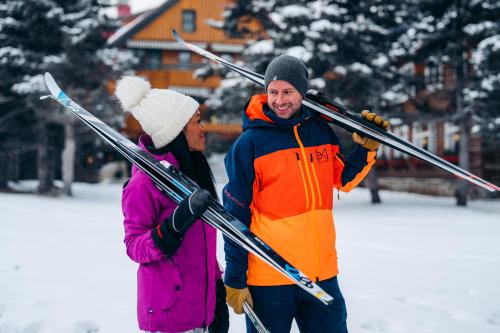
[122,135,222,332]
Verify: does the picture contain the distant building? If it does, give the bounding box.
[377,57,499,196]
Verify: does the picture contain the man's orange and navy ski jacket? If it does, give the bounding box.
[222,95,376,288]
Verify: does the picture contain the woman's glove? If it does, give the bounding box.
[352,110,390,151]
[209,279,230,333]
[152,189,211,256]
[225,285,253,315]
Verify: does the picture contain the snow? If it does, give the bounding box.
[310,19,341,33]
[45,7,63,19]
[334,65,347,76]
[310,77,326,89]
[205,19,224,29]
[12,74,46,94]
[1,155,500,333]
[0,16,21,29]
[278,5,312,19]
[268,12,287,30]
[372,55,389,68]
[96,48,138,72]
[245,40,274,55]
[350,62,373,75]
[382,90,409,105]
[481,74,500,92]
[464,21,495,36]
[317,42,337,53]
[285,46,312,63]
[474,35,500,68]
[0,47,25,66]
[107,12,149,46]
[310,2,346,17]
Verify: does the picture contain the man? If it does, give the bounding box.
[222,55,388,333]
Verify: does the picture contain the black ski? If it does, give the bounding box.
[244,301,270,333]
[41,72,334,306]
[172,29,499,193]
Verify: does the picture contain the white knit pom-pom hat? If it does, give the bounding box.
[115,76,199,149]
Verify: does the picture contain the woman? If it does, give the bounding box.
[116,76,229,333]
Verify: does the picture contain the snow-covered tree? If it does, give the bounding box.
[216,0,413,113]
[0,0,65,190]
[467,26,500,146]
[1,0,137,194]
[204,0,412,202]
[389,0,500,205]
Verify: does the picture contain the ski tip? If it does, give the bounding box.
[43,72,61,98]
[39,94,54,101]
[171,29,181,43]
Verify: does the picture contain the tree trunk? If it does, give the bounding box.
[0,149,7,190]
[7,142,20,182]
[61,122,76,196]
[37,123,53,193]
[454,0,469,206]
[366,167,382,204]
[455,117,470,206]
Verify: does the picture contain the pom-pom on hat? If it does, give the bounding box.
[264,55,309,97]
[115,76,199,149]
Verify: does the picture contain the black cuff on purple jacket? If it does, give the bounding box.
[151,219,183,257]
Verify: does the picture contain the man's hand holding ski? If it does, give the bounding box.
[352,110,390,151]
[225,285,253,314]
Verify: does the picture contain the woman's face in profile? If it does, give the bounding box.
[183,110,206,152]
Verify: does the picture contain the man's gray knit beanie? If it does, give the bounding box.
[264,55,309,97]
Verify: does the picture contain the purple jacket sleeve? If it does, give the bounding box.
[122,176,165,264]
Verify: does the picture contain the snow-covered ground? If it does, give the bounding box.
[1,156,499,333]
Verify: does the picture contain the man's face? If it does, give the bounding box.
[267,80,303,119]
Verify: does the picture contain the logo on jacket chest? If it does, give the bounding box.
[315,148,329,163]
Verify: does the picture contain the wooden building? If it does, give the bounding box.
[108,0,260,139]
[376,58,499,196]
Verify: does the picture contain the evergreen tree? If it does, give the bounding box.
[1,0,136,194]
[468,22,500,188]
[388,0,500,205]
[206,0,411,202]
[0,0,65,191]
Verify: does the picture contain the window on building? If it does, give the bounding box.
[424,58,443,88]
[444,122,459,155]
[182,10,196,32]
[178,51,191,69]
[400,62,417,99]
[144,50,161,70]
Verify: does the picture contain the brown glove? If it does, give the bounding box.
[225,285,253,314]
[352,110,390,151]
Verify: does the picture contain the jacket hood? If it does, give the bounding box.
[242,94,312,131]
[132,134,179,176]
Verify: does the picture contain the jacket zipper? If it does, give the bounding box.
[309,153,323,207]
[293,125,317,208]
[295,152,310,209]
[293,125,321,279]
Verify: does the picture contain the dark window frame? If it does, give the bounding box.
[182,10,196,32]
[178,51,191,69]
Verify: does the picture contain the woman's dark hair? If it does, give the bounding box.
[162,132,217,199]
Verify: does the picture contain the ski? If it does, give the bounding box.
[41,72,333,306]
[172,29,500,193]
[244,301,270,333]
